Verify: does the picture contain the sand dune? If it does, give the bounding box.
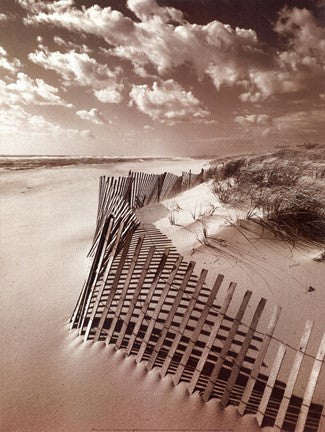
[0,159,323,431]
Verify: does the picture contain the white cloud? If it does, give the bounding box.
[129,79,213,124]
[0,72,72,107]
[0,105,93,139]
[235,114,272,127]
[53,35,91,53]
[0,46,21,74]
[235,109,325,141]
[0,13,8,21]
[273,110,325,134]
[127,0,185,23]
[19,1,325,103]
[28,48,123,103]
[76,108,109,125]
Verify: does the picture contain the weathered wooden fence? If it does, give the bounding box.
[70,170,325,432]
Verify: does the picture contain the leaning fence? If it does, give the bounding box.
[70,169,324,432]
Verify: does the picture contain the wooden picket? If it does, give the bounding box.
[70,169,324,432]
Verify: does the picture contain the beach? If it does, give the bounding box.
[0,159,324,432]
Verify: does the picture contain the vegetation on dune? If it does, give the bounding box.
[210,143,325,244]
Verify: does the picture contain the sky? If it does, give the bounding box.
[0,0,324,156]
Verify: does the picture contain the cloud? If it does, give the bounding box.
[19,0,262,87]
[28,48,123,103]
[127,0,185,23]
[18,1,325,103]
[235,109,325,141]
[129,79,213,124]
[240,7,325,102]
[235,114,272,127]
[53,35,91,53]
[273,110,325,135]
[0,46,21,74]
[0,105,93,139]
[0,72,72,107]
[76,108,109,125]
[0,13,8,21]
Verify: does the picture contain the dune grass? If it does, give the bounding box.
[210,143,325,245]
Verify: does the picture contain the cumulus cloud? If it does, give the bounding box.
[240,7,325,102]
[19,0,263,89]
[76,108,109,125]
[129,79,213,124]
[18,0,325,104]
[0,46,21,74]
[0,13,8,21]
[0,72,72,107]
[0,105,93,139]
[28,48,123,103]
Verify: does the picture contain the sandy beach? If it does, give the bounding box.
[0,159,324,432]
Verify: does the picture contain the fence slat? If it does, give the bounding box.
[173,274,224,386]
[188,282,237,395]
[93,231,133,342]
[220,297,267,408]
[115,246,156,349]
[79,217,114,334]
[238,305,281,415]
[160,268,208,377]
[256,343,287,426]
[274,319,313,430]
[136,256,183,363]
[201,290,253,402]
[125,248,170,356]
[296,332,325,432]
[105,234,145,345]
[146,261,196,371]
[84,220,125,341]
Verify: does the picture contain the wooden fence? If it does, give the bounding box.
[70,170,325,432]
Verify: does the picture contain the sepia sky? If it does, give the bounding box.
[0,0,324,156]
